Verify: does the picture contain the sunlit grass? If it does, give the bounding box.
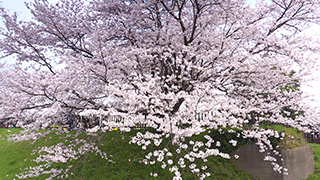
[2,126,318,180]
[306,143,320,180]
[0,128,253,180]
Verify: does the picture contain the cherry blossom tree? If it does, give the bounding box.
[1,0,320,179]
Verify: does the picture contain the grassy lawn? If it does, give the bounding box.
[0,128,252,180]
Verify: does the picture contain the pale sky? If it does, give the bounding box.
[0,0,33,19]
[0,0,320,109]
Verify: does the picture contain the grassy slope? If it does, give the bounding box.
[2,126,319,180]
[306,143,320,180]
[0,128,252,180]
[259,124,306,149]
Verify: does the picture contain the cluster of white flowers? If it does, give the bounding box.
[264,155,277,162]
[14,132,114,179]
[241,128,290,174]
[150,172,158,177]
[7,130,51,143]
[143,148,171,165]
[130,131,165,150]
[271,162,288,174]
[86,125,101,133]
[16,165,72,180]
[131,125,251,179]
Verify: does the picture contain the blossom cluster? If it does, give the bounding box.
[7,130,51,143]
[12,131,114,179]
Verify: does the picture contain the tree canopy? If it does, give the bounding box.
[1,0,320,179]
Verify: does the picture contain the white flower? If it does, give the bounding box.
[234,154,239,159]
[229,139,237,146]
[142,159,148,165]
[154,151,159,156]
[189,163,196,169]
[181,144,188,149]
[161,163,167,169]
[157,155,164,162]
[216,141,221,147]
[193,168,200,173]
[204,135,211,140]
[205,142,211,147]
[166,152,173,157]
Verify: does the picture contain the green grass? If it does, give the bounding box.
[3,126,318,180]
[306,143,320,180]
[0,128,253,180]
[0,129,84,179]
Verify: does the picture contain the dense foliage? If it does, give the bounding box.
[1,0,320,179]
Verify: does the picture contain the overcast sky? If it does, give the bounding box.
[0,0,33,19]
[0,0,320,109]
